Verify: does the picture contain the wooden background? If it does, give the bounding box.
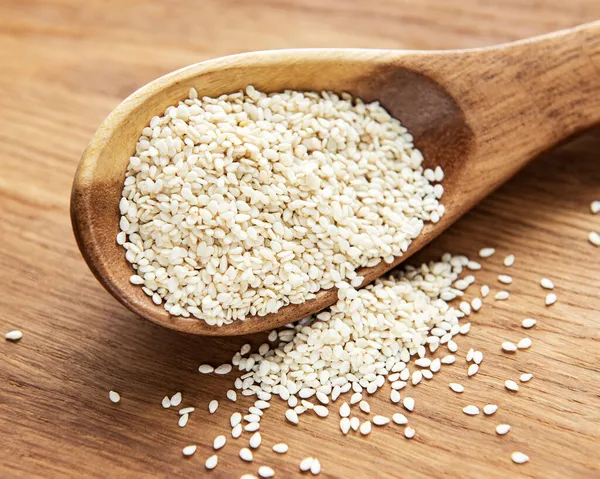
[1,1,599,477]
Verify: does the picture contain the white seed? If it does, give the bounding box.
[161,396,171,408]
[227,389,237,402]
[479,248,496,258]
[231,412,242,427]
[404,426,416,439]
[359,420,372,435]
[483,404,498,415]
[339,402,350,417]
[498,274,512,285]
[496,424,511,435]
[463,405,479,416]
[511,452,530,464]
[310,458,321,475]
[473,351,484,365]
[109,391,120,403]
[449,383,464,393]
[340,417,351,435]
[540,278,554,290]
[467,364,479,376]
[505,380,519,392]
[495,291,509,300]
[285,409,299,425]
[411,370,423,385]
[503,255,515,267]
[466,348,475,362]
[240,448,253,462]
[392,413,408,425]
[459,322,471,334]
[545,293,557,306]
[373,415,390,426]
[350,392,362,404]
[258,466,275,478]
[480,285,490,298]
[209,400,219,414]
[430,358,441,373]
[255,400,270,410]
[415,358,431,367]
[390,390,401,403]
[179,407,195,415]
[313,405,329,418]
[272,443,288,454]
[471,297,482,311]
[249,432,262,449]
[459,301,471,315]
[522,318,537,329]
[467,260,482,270]
[4,330,23,341]
[245,422,260,432]
[422,370,433,380]
[447,340,458,352]
[215,364,232,375]
[441,355,456,365]
[170,392,182,407]
[520,373,534,382]
[517,337,532,349]
[359,401,370,413]
[205,454,218,470]
[403,397,415,412]
[182,445,196,456]
[299,457,314,472]
[178,413,189,427]
[199,364,214,374]
[502,341,518,352]
[214,435,226,450]
[232,424,243,438]
[350,417,360,431]
[588,232,600,246]
[245,413,261,423]
[590,200,600,214]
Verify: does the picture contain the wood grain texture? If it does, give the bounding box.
[1,0,599,477]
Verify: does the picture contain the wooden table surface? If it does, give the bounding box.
[1,1,599,478]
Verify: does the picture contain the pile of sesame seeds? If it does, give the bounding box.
[104,247,561,474]
[118,86,444,325]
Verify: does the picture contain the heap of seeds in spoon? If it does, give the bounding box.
[118,86,444,325]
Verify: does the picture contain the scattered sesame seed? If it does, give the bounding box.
[350,392,362,405]
[588,232,600,246]
[502,341,518,352]
[505,380,519,392]
[272,443,288,454]
[215,364,233,375]
[350,417,360,431]
[310,458,321,475]
[496,424,511,435]
[285,409,299,425]
[473,351,484,365]
[182,445,197,456]
[240,447,253,462]
[511,452,530,464]
[209,400,219,414]
[466,348,475,362]
[459,302,472,315]
[447,340,458,353]
[520,373,534,382]
[392,413,408,425]
[430,358,441,373]
[339,402,350,417]
[422,370,434,380]
[4,330,23,341]
[255,400,270,410]
[471,297,482,311]
[313,405,329,418]
[340,417,351,435]
[299,457,314,472]
[467,364,479,376]
[258,466,275,478]
[198,364,214,374]
[522,318,537,329]
[449,383,464,393]
[463,405,479,415]
[359,421,372,435]
[403,397,415,412]
[412,370,423,385]
[231,412,242,427]
[170,392,182,407]
[467,260,482,270]
[540,278,554,290]
[249,432,262,449]
[495,291,510,300]
[373,415,390,426]
[232,424,243,438]
[517,337,532,349]
[480,285,490,298]
[178,413,189,428]
[161,396,171,408]
[415,358,431,367]
[498,274,512,285]
[109,391,120,403]
[441,355,456,365]
[503,255,515,267]
[404,426,416,439]
[179,407,195,415]
[214,435,226,450]
[205,454,218,470]
[545,293,557,306]
[590,201,600,214]
[479,248,496,258]
[227,390,237,402]
[483,404,498,415]
[390,390,401,403]
[245,422,260,432]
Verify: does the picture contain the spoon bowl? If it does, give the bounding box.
[71,22,600,335]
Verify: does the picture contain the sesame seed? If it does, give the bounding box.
[285,409,299,425]
[339,402,350,417]
[258,466,275,478]
[517,337,532,349]
[170,392,182,407]
[4,330,23,341]
[463,405,479,415]
[209,400,219,414]
[161,396,171,408]
[412,370,423,385]
[214,435,226,450]
[430,358,441,373]
[467,260,482,270]
[505,380,519,392]
[422,370,433,380]
[373,415,390,426]
[441,355,456,365]
[340,417,351,434]
[178,413,189,428]
[392,413,408,425]
[350,417,360,431]
[205,455,218,470]
[480,285,490,298]
[520,373,534,382]
[350,392,362,405]
[359,421,372,435]
[245,422,260,432]
[495,291,510,300]
[590,201,600,214]
[231,412,242,427]
[313,405,329,418]
[496,424,511,435]
[179,407,195,415]
[545,293,557,306]
[198,364,214,374]
[483,404,498,415]
[502,341,518,352]
[109,391,120,403]
[498,274,512,285]
[240,448,253,462]
[540,278,554,290]
[231,424,243,438]
[182,445,197,456]
[511,452,530,464]
[588,232,600,246]
[310,458,321,475]
[467,364,479,376]
[403,397,415,412]
[404,426,416,439]
[522,318,537,329]
[272,443,288,454]
[299,457,314,472]
[479,248,496,258]
[459,301,471,315]
[215,364,232,375]
[449,383,464,393]
[359,400,370,413]
[255,400,270,409]
[473,351,484,365]
[503,255,515,267]
[249,432,262,449]
[471,297,482,311]
[466,348,475,362]
[447,340,458,353]
[415,358,431,367]
[390,390,401,403]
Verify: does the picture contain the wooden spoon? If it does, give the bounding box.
[71,21,600,336]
